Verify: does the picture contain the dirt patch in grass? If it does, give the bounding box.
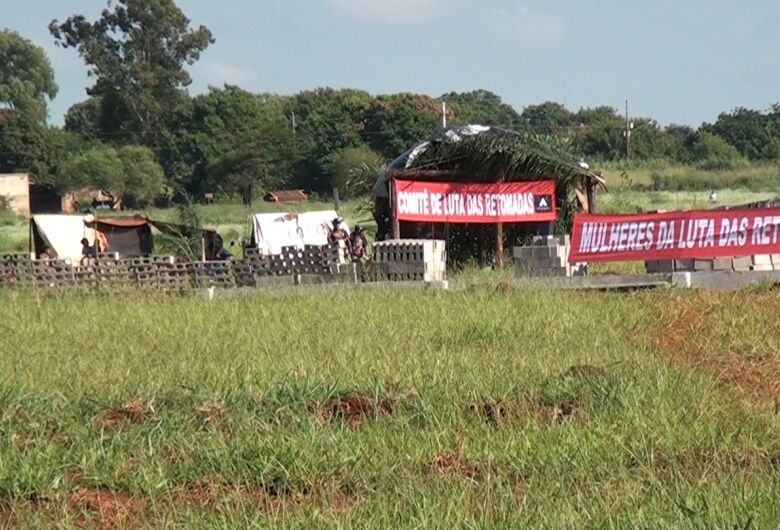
[432,446,482,481]
[653,291,780,405]
[97,398,151,431]
[68,488,140,530]
[196,403,224,424]
[470,365,611,426]
[175,477,356,515]
[470,398,576,425]
[313,393,395,427]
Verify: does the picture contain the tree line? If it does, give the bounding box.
[1,0,779,207]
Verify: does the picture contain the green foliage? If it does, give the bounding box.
[705,107,780,161]
[689,131,747,170]
[117,145,166,205]
[285,88,372,189]
[521,101,573,132]
[0,29,58,122]
[63,96,102,138]
[325,145,385,199]
[50,0,214,143]
[441,89,524,129]
[58,144,165,205]
[0,112,66,185]
[365,93,441,159]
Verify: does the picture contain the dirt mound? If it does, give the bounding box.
[68,488,138,529]
[314,393,395,427]
[97,398,151,430]
[432,447,481,481]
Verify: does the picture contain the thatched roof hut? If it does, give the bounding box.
[372,125,604,264]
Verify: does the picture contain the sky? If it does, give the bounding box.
[3,0,779,127]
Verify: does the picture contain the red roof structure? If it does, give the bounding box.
[264,189,308,203]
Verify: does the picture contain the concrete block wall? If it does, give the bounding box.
[513,235,587,278]
[646,254,780,273]
[370,239,446,282]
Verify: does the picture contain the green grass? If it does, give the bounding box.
[600,162,780,192]
[598,188,776,214]
[1,288,778,527]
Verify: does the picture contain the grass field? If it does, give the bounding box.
[1,287,779,527]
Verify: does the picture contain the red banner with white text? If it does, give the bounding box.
[393,179,556,224]
[569,208,780,262]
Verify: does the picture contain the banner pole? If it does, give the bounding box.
[495,174,505,267]
[391,178,400,240]
[496,222,504,267]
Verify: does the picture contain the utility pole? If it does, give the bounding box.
[624,98,631,159]
[291,111,297,136]
[441,101,447,128]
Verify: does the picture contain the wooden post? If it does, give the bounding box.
[495,174,505,267]
[496,222,504,267]
[585,176,597,213]
[390,178,400,240]
[332,187,341,213]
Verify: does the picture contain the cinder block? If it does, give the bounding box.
[712,257,732,271]
[752,254,772,265]
[694,259,713,271]
[731,256,752,271]
[512,247,535,259]
[752,264,774,272]
[674,259,695,272]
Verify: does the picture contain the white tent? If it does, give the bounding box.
[31,214,96,263]
[250,210,348,255]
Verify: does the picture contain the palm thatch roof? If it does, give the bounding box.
[373,125,603,197]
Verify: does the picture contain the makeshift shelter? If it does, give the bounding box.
[372,124,605,264]
[31,214,153,262]
[148,219,223,260]
[264,190,308,203]
[249,210,347,255]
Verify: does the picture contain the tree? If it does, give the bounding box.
[0,29,58,122]
[58,144,165,205]
[50,0,214,144]
[157,86,293,197]
[365,93,441,159]
[689,131,746,170]
[570,106,623,160]
[661,124,696,162]
[0,30,62,185]
[325,146,385,199]
[521,102,573,133]
[64,97,102,138]
[0,112,65,185]
[440,90,524,129]
[286,88,372,190]
[704,107,777,161]
[116,145,166,205]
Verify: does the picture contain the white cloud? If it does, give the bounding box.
[329,0,442,24]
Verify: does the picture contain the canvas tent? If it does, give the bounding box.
[249,210,347,255]
[31,214,153,262]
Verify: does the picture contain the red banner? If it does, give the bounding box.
[569,208,780,262]
[393,179,556,224]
